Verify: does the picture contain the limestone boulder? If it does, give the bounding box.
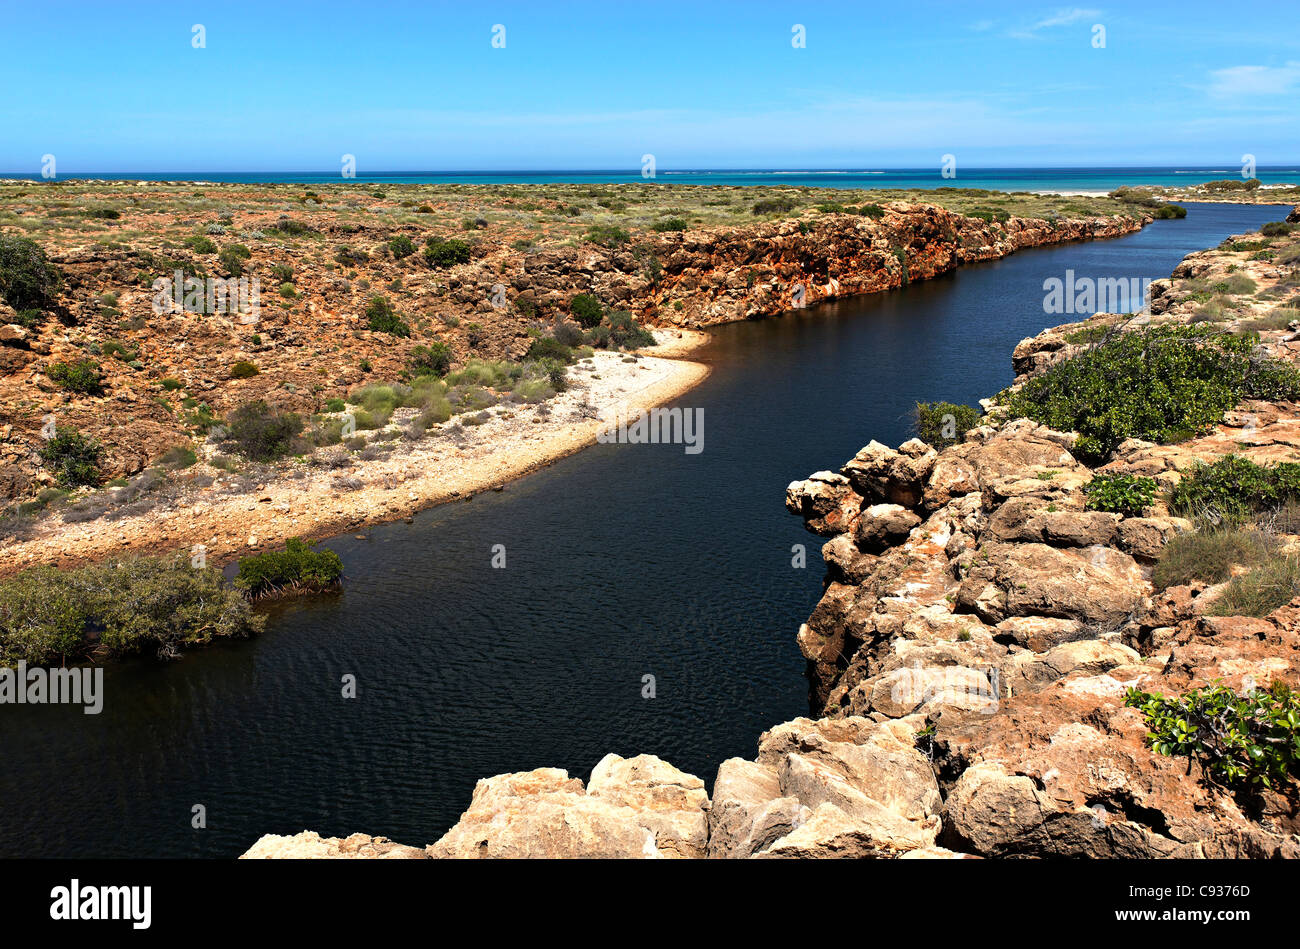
[956,542,1146,626]
[427,757,708,858]
[853,502,922,551]
[707,758,803,858]
[241,832,427,859]
[1118,516,1192,560]
[786,470,861,536]
[841,438,937,507]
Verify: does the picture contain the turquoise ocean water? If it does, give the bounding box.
[2,167,1299,190]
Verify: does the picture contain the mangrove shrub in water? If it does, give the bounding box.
[0,555,263,665]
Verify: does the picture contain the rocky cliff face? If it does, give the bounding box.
[525,208,1146,328]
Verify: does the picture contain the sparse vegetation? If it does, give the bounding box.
[1152,528,1271,591]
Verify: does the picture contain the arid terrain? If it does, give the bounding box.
[0,181,1159,573]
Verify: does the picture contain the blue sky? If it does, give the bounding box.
[1,0,1297,171]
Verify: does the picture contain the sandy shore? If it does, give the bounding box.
[0,330,712,576]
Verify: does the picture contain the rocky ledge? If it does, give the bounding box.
[244,222,1300,860]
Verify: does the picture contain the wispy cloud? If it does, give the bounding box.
[1009,8,1101,40]
[1207,61,1300,98]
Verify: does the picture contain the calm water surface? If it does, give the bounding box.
[0,202,1287,857]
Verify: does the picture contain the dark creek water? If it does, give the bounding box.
[0,203,1286,858]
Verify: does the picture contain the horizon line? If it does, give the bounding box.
[4,163,1300,178]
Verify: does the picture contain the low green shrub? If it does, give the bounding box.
[914,401,981,449]
[223,400,303,461]
[388,234,416,259]
[39,428,103,487]
[1125,682,1300,789]
[570,293,604,329]
[998,327,1300,461]
[606,310,655,349]
[1083,472,1158,517]
[235,538,343,599]
[526,337,575,363]
[1167,455,1300,522]
[218,243,251,277]
[1261,221,1295,238]
[364,295,411,337]
[552,321,585,347]
[229,360,259,379]
[46,358,105,394]
[423,237,472,267]
[651,218,688,232]
[409,342,453,377]
[0,235,62,310]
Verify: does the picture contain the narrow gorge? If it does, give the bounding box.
[244,206,1300,860]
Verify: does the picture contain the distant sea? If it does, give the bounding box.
[2,167,1299,191]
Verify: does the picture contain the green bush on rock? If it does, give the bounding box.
[1126,682,1300,789]
[914,401,981,449]
[1167,455,1300,522]
[0,235,62,310]
[39,428,104,488]
[1083,472,1158,517]
[364,295,411,337]
[223,400,303,461]
[998,327,1300,462]
[47,358,104,395]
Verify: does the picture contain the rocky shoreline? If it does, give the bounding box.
[244,207,1300,859]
